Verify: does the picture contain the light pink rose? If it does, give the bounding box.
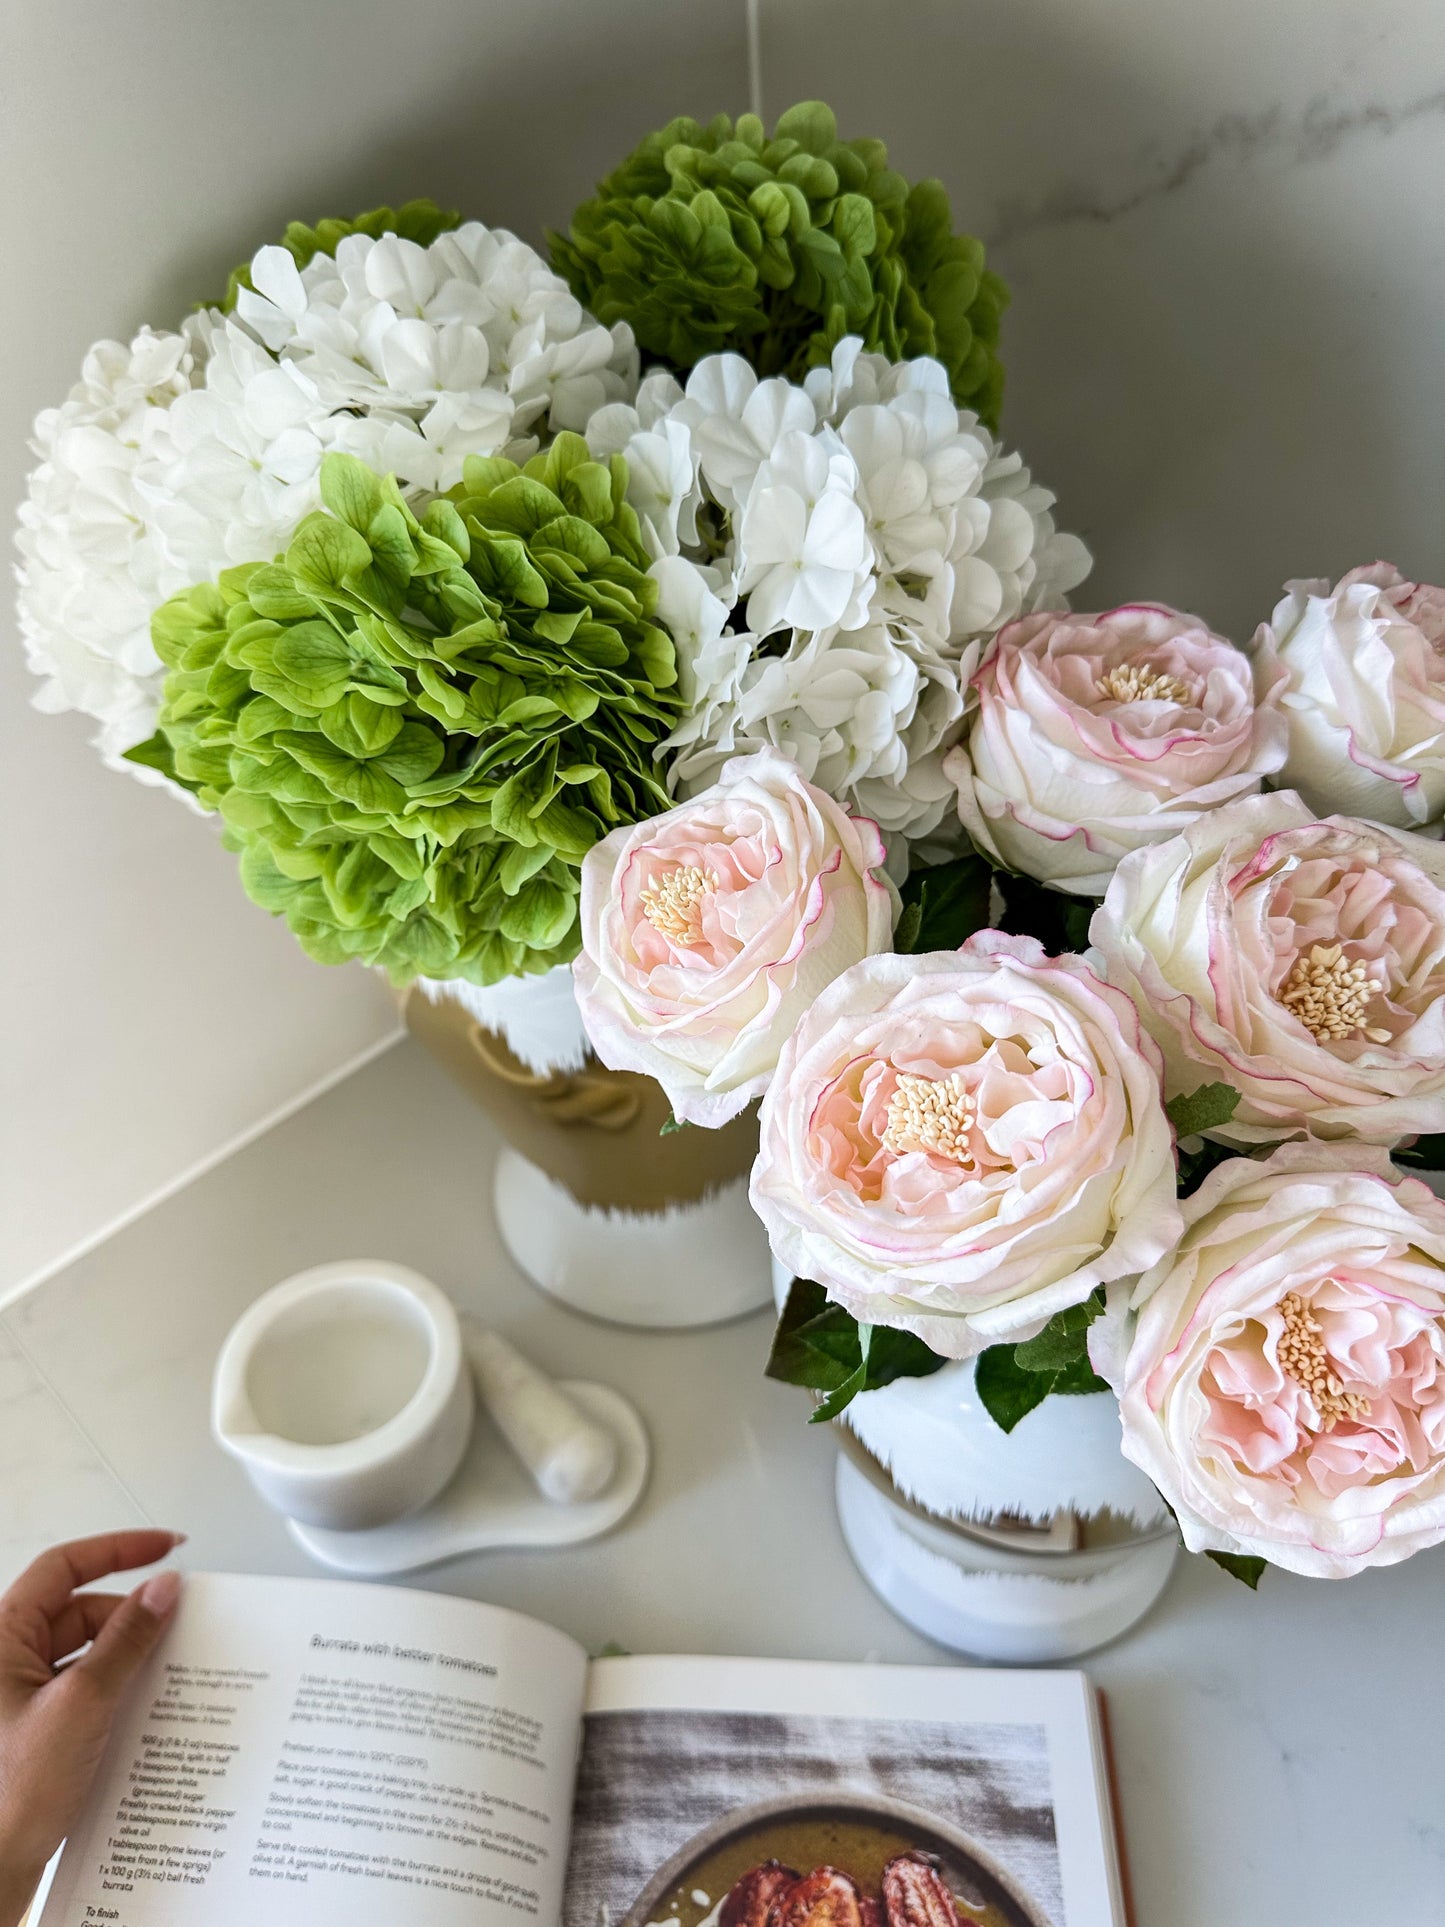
[944,604,1287,895]
[749,931,1181,1358]
[1090,789,1445,1145]
[573,748,893,1126]
[1113,1142,1445,1578]
[1253,562,1445,830]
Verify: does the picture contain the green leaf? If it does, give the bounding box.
[320,452,387,533]
[893,901,923,952]
[1176,1133,1247,1197]
[1166,1083,1241,1140]
[1052,1352,1109,1395]
[764,1279,943,1421]
[270,621,358,706]
[975,1294,1109,1428]
[121,732,201,792]
[812,1362,869,1423]
[374,722,445,786]
[658,1115,692,1136]
[1206,1549,1267,1589]
[1012,1291,1105,1373]
[993,868,1100,955]
[286,514,373,591]
[895,852,992,955]
[318,694,403,759]
[766,1279,867,1394]
[1392,1133,1445,1171]
[973,1345,1058,1433]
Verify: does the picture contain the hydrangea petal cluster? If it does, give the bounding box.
[587,338,1090,838]
[750,932,1181,1359]
[550,100,1009,427]
[573,748,894,1125]
[946,604,1289,895]
[1252,563,1445,831]
[220,198,462,312]
[149,442,677,985]
[15,214,637,779]
[14,323,210,776]
[1114,1142,1445,1579]
[1090,790,1445,1145]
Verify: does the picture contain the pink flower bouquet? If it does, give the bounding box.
[574,561,1445,1589]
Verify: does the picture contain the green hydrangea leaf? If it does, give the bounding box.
[121,731,200,792]
[319,694,403,760]
[320,453,388,533]
[286,516,374,593]
[268,621,361,707]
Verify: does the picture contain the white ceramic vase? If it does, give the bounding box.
[770,1263,1178,1661]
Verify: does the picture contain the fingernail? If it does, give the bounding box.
[168,1531,189,1548]
[140,1569,182,1616]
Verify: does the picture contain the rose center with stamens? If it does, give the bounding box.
[639,864,717,944]
[1278,942,1391,1044]
[1095,662,1194,705]
[1277,1288,1371,1431]
[881,1071,975,1162]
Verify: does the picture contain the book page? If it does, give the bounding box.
[42,1573,587,1927]
[570,1656,1122,1927]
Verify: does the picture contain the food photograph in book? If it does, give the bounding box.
[564,1710,1060,1927]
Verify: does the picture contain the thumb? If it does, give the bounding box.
[72,1569,182,1701]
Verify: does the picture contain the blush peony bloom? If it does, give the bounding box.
[945,605,1288,895]
[749,932,1181,1358]
[1090,790,1445,1145]
[1253,563,1445,831]
[1113,1142,1445,1579]
[573,749,893,1126]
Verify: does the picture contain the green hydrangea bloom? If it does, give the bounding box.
[219,199,461,312]
[549,101,1007,427]
[149,443,678,986]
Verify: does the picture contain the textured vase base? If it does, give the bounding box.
[835,1455,1178,1663]
[493,1146,774,1330]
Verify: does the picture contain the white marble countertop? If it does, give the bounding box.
[4,1036,1443,1925]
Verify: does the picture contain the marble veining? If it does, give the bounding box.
[0,1320,150,1587]
[988,80,1445,247]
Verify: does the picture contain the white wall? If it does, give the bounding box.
[759,0,1445,638]
[0,0,749,1297]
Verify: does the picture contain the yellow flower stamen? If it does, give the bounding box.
[1278,942,1392,1044]
[1277,1289,1371,1431]
[639,865,717,945]
[1096,662,1193,705]
[882,1071,975,1162]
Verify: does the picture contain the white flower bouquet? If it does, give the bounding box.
[19,101,1445,1582]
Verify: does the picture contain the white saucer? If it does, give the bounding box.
[287,1381,649,1576]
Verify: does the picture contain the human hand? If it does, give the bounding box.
[0,1530,185,1927]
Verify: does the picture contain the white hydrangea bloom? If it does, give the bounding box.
[15,323,211,778]
[15,220,637,782]
[589,336,1091,840]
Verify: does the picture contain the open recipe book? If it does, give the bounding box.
[38,1574,1125,1927]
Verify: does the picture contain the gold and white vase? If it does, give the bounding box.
[405,969,773,1330]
